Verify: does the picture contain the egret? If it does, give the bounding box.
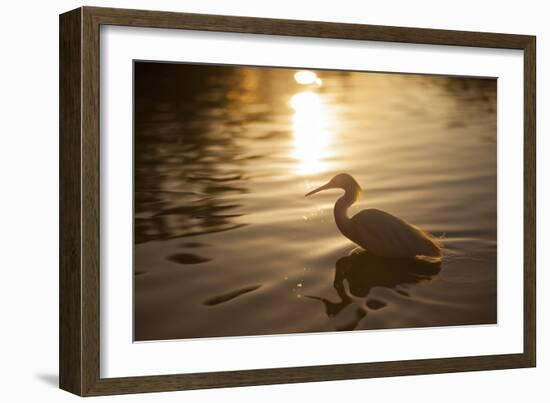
[305,173,443,261]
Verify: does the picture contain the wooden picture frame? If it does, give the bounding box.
[59,6,536,396]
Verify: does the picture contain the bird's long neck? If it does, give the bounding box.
[334,190,356,240]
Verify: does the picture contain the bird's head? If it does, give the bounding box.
[305,173,362,199]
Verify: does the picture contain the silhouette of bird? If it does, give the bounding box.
[305,173,443,261]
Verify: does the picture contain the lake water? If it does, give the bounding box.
[134,62,497,341]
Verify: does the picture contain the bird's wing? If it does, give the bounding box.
[350,209,438,258]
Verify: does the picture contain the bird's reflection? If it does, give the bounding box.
[308,250,441,330]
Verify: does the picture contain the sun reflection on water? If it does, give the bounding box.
[294,71,323,86]
[290,90,332,175]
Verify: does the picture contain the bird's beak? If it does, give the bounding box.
[305,182,333,197]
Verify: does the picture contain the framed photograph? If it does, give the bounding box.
[59,6,536,396]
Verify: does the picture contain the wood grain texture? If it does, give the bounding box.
[86,6,532,49]
[59,8,82,396]
[81,7,102,396]
[59,6,537,396]
[523,38,536,367]
[85,354,531,396]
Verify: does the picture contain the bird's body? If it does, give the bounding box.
[306,173,442,261]
[345,208,441,259]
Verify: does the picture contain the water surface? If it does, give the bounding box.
[134,62,497,341]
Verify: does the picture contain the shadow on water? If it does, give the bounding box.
[307,251,441,331]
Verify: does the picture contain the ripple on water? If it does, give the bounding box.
[366,299,387,310]
[203,285,262,306]
[167,253,211,265]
